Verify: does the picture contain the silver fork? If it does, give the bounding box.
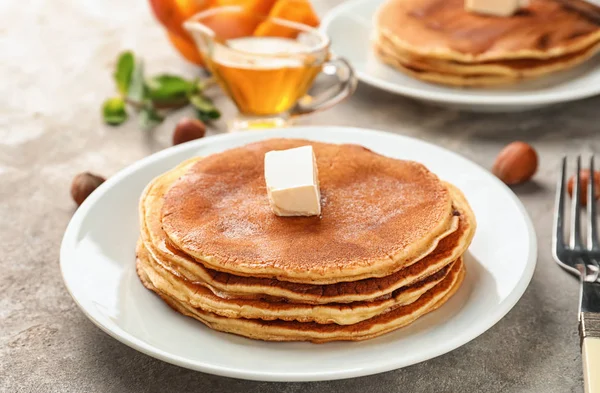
[553,156,600,393]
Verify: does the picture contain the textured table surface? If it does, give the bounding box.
[2,0,600,392]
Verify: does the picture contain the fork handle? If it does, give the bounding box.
[583,337,600,393]
[581,313,600,393]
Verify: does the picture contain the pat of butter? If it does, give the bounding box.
[465,0,528,16]
[264,146,321,217]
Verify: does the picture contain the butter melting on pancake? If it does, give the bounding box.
[161,139,455,284]
[376,0,600,62]
[141,159,474,303]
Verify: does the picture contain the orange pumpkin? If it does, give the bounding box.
[148,0,320,66]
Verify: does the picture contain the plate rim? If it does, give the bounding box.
[60,126,538,382]
[320,0,600,106]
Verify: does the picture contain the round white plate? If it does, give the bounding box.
[320,0,600,112]
[60,126,536,381]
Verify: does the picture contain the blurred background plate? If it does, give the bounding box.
[320,0,600,112]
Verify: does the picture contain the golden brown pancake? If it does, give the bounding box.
[375,42,521,86]
[140,158,475,303]
[137,255,465,342]
[375,0,600,63]
[376,32,600,78]
[136,140,475,342]
[137,242,458,325]
[161,139,456,284]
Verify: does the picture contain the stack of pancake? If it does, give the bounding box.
[136,139,476,342]
[374,0,600,86]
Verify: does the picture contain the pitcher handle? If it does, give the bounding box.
[291,56,357,117]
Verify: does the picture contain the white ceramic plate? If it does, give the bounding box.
[60,126,536,381]
[320,0,600,112]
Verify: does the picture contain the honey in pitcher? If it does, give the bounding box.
[207,37,322,116]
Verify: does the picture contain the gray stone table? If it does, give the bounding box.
[2,0,599,392]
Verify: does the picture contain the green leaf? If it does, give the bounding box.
[146,74,196,101]
[189,93,216,112]
[113,51,134,95]
[190,94,221,122]
[102,97,128,126]
[196,110,220,123]
[104,51,220,130]
[127,59,146,103]
[138,103,164,130]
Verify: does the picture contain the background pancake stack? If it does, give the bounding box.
[374,0,600,86]
[136,139,476,342]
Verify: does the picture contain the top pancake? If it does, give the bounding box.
[161,139,455,284]
[376,0,600,62]
[140,157,474,303]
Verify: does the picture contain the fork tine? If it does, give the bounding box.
[587,156,599,251]
[570,156,584,249]
[553,156,567,255]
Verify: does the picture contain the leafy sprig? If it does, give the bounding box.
[102,51,220,129]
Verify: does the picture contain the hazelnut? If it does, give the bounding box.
[492,141,538,185]
[173,118,206,145]
[71,172,106,206]
[567,169,600,206]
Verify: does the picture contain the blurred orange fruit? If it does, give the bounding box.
[149,0,320,66]
[216,0,278,16]
[149,0,214,37]
[167,32,205,65]
[254,0,319,37]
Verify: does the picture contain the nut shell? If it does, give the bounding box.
[492,141,538,185]
[173,117,206,145]
[567,169,600,206]
[71,172,106,206]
